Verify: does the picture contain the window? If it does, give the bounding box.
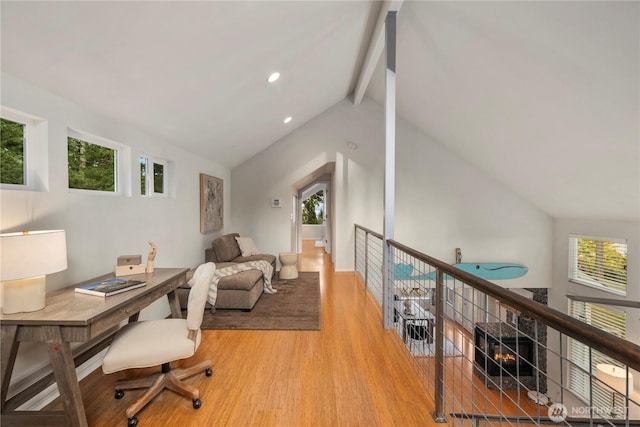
[1,107,44,190]
[140,156,167,196]
[67,130,120,193]
[446,286,454,306]
[569,235,627,295]
[567,300,628,409]
[1,117,26,185]
[301,190,324,224]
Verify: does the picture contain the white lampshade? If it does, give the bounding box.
[0,230,67,314]
[1,230,67,280]
[596,363,634,394]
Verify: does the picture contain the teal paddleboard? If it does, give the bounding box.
[394,262,528,281]
[443,263,528,280]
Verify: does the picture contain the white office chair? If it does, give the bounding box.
[102,262,216,427]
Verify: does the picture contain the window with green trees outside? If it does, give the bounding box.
[569,235,627,295]
[302,190,324,225]
[140,156,165,196]
[1,118,26,185]
[68,137,117,192]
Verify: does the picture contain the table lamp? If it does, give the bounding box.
[0,230,67,314]
[596,363,634,417]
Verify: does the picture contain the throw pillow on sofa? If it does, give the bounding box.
[235,237,260,257]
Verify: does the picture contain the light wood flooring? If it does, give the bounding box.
[49,240,544,426]
[54,240,441,426]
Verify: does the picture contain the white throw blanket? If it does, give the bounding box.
[190,260,276,307]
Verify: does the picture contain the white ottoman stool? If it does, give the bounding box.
[279,252,298,280]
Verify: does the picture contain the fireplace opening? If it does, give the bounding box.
[475,326,534,377]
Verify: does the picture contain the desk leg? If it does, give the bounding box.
[167,290,182,319]
[1,325,19,410]
[43,326,88,427]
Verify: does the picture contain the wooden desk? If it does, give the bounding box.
[0,267,188,427]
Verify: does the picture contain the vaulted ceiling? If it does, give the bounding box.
[1,1,638,221]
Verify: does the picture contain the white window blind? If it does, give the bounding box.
[569,235,627,295]
[568,300,628,409]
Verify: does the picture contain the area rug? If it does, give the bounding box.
[200,271,321,330]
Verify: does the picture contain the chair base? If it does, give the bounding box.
[114,360,213,420]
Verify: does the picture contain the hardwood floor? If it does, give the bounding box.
[61,241,440,426]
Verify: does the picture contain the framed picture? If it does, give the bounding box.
[200,174,223,233]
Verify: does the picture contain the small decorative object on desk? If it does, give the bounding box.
[146,241,156,273]
[117,255,142,266]
[75,278,146,297]
[115,253,145,276]
[404,299,414,315]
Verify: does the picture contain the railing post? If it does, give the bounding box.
[431,267,447,422]
[355,226,360,287]
[364,232,369,292]
[382,10,397,329]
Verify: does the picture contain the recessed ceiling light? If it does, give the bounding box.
[347,141,358,150]
[283,116,292,124]
[267,72,280,83]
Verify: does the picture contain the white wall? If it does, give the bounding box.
[393,114,553,289]
[301,225,324,240]
[1,73,231,394]
[232,96,553,286]
[231,98,385,271]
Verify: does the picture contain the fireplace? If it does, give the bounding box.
[472,293,548,392]
[474,326,534,377]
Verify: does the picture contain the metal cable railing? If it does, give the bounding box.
[355,224,640,426]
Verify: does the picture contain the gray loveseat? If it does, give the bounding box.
[178,233,276,311]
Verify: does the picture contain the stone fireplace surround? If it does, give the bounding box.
[473,288,548,391]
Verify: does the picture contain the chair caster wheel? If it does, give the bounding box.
[115,389,124,400]
[127,417,138,427]
[205,368,213,377]
[193,398,202,409]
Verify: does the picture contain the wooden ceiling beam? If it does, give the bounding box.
[353,0,404,105]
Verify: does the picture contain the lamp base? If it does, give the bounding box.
[1,276,46,314]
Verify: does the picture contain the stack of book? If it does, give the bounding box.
[75,278,146,297]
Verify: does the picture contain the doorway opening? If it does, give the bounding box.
[291,162,334,260]
[301,186,326,251]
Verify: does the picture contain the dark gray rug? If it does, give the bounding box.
[200,271,320,330]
